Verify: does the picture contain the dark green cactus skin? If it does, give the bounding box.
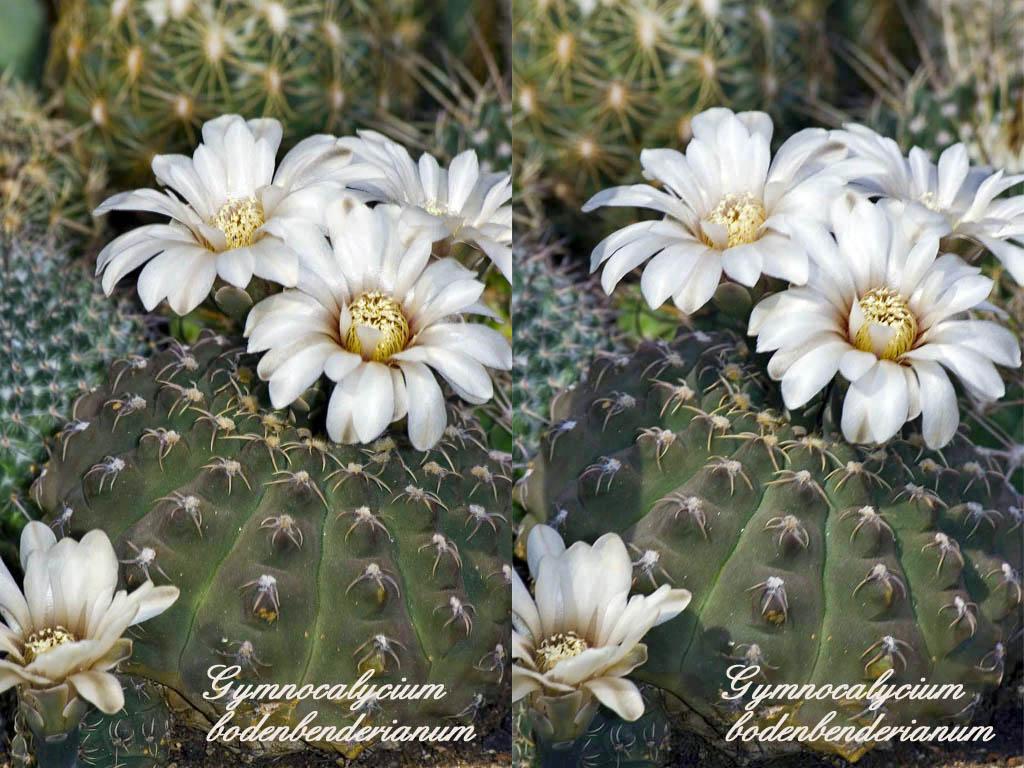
[514,688,671,768]
[78,677,172,768]
[511,237,618,465]
[0,235,147,537]
[33,332,512,748]
[521,331,1023,760]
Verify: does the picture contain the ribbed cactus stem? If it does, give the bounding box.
[19,687,90,768]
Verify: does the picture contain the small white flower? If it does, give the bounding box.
[0,523,179,714]
[583,107,865,313]
[512,525,690,723]
[338,131,513,281]
[834,124,1024,284]
[750,196,1021,449]
[244,199,512,450]
[94,115,369,315]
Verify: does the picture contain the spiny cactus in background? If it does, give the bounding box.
[0,77,106,244]
[45,0,440,188]
[11,676,171,768]
[0,0,47,84]
[33,332,512,747]
[513,687,671,768]
[520,331,1022,762]
[376,49,512,171]
[836,0,1023,170]
[512,235,619,466]
[0,234,148,540]
[513,0,833,210]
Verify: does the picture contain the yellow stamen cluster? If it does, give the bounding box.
[854,287,918,361]
[23,626,77,664]
[703,192,767,248]
[345,292,410,362]
[536,631,590,673]
[212,197,265,250]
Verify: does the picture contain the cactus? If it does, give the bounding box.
[0,77,106,244]
[32,331,512,750]
[511,235,619,465]
[10,676,171,768]
[0,0,47,84]
[512,0,833,209]
[376,48,512,171]
[519,330,1023,761]
[513,687,670,768]
[44,0,442,188]
[0,234,148,541]
[78,676,172,768]
[836,0,1023,170]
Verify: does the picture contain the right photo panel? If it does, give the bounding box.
[510,2,1024,767]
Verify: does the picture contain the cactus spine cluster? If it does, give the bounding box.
[33,332,512,746]
[0,78,106,243]
[0,234,147,535]
[511,235,618,465]
[44,0,443,187]
[520,330,1022,761]
[512,0,833,207]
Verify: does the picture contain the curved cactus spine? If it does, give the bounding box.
[33,331,512,750]
[0,234,148,541]
[521,330,1022,761]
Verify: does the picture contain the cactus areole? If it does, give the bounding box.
[521,331,1022,761]
[35,332,512,752]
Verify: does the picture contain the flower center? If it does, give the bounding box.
[423,199,452,217]
[535,631,589,673]
[345,291,410,362]
[854,287,918,361]
[703,192,766,248]
[23,626,77,664]
[211,197,265,250]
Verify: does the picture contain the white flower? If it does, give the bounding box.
[0,523,179,714]
[244,199,511,450]
[834,124,1024,284]
[94,114,369,315]
[512,525,690,723]
[582,107,864,313]
[338,131,512,281]
[750,196,1021,449]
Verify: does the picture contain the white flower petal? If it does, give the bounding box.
[583,676,645,722]
[398,361,446,450]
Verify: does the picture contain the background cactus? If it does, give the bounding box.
[32,332,512,749]
[77,676,172,768]
[0,233,148,547]
[0,77,107,244]
[520,330,1023,761]
[828,0,1023,170]
[44,0,465,188]
[0,0,47,84]
[511,234,619,466]
[512,0,833,216]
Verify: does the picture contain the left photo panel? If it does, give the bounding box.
[0,2,513,767]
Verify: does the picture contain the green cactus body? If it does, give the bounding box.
[512,0,832,208]
[511,237,617,465]
[0,0,47,84]
[45,0,417,187]
[521,331,1022,761]
[0,78,106,244]
[514,688,670,768]
[33,332,511,750]
[78,677,172,768]
[0,235,147,536]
